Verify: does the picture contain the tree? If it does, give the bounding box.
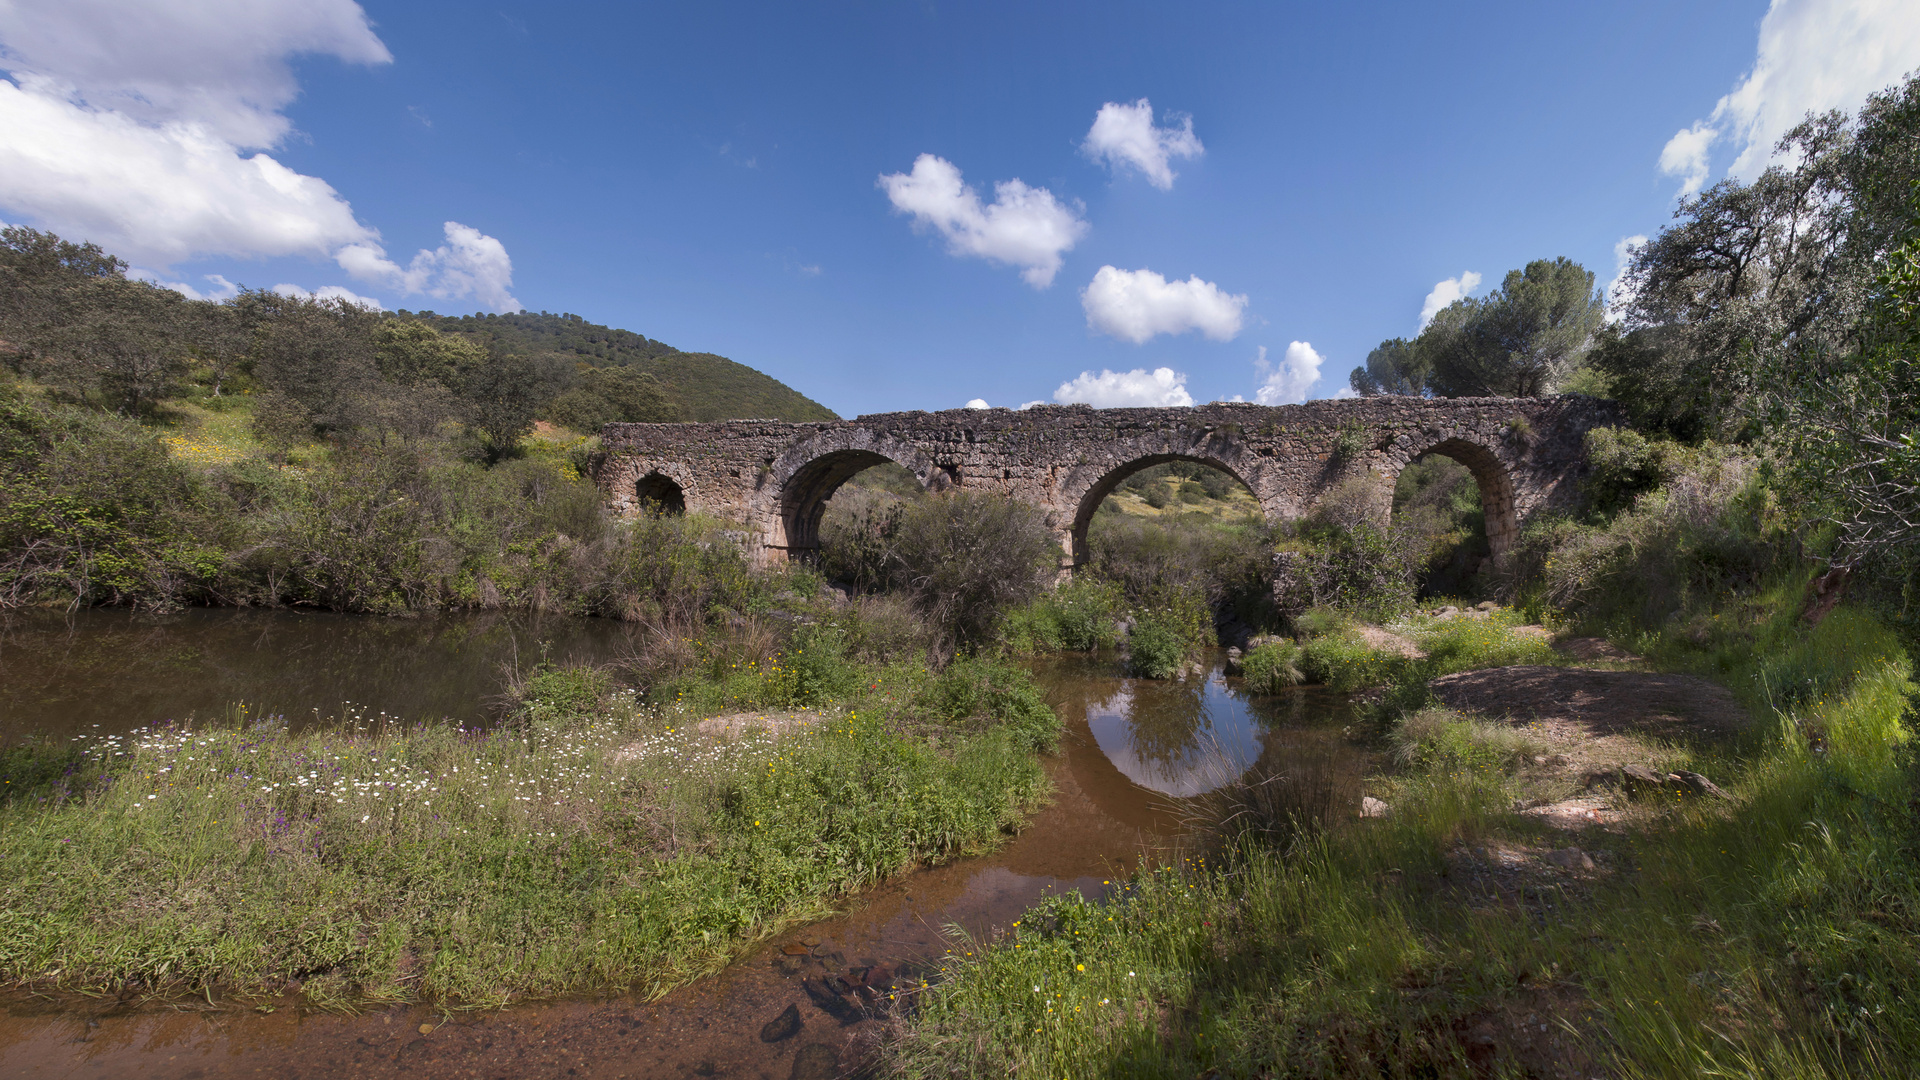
[251,294,384,444]
[545,365,683,432]
[456,350,567,461]
[1348,338,1428,396]
[1349,258,1605,399]
[1425,258,1606,397]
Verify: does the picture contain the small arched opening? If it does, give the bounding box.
[1389,438,1516,598]
[635,471,686,515]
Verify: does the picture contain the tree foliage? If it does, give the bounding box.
[1350,258,1605,398]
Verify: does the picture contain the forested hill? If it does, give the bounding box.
[405,310,837,422]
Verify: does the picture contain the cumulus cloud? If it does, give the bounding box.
[1659,0,1920,195]
[1606,234,1648,319]
[964,398,990,409]
[1052,367,1195,408]
[878,153,1088,288]
[134,269,238,302]
[1081,98,1204,190]
[271,282,384,309]
[337,222,521,312]
[0,0,522,311]
[1418,271,1481,329]
[1080,266,1247,344]
[0,0,390,148]
[1252,342,1327,406]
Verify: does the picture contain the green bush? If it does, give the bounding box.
[1000,579,1122,655]
[1240,640,1305,693]
[1125,615,1188,679]
[1300,632,1399,691]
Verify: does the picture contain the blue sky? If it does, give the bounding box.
[3,1,1918,417]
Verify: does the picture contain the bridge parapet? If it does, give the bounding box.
[596,396,1623,567]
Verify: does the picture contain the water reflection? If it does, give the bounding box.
[1087,670,1265,796]
[0,608,642,745]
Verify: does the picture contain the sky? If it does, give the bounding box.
[3,1,1919,419]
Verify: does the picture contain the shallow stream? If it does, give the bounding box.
[0,610,1362,1079]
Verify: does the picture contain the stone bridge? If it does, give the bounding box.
[595,396,1621,569]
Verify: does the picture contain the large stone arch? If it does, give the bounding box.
[1062,452,1262,567]
[1054,429,1275,569]
[763,430,947,559]
[1380,430,1523,557]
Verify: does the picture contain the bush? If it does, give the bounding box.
[1301,632,1399,691]
[1240,640,1305,693]
[1000,578,1123,654]
[885,491,1059,653]
[914,657,1060,753]
[1125,615,1189,679]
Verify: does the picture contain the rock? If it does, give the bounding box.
[1434,605,1460,618]
[1475,600,1499,612]
[1360,796,1391,818]
[789,1044,839,1080]
[801,977,863,1025]
[759,1003,802,1043]
[780,942,809,956]
[1619,763,1667,797]
[1542,847,1595,870]
[1224,647,1244,675]
[1670,770,1730,799]
[418,1023,434,1035]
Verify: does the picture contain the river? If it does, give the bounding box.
[0,609,1362,1079]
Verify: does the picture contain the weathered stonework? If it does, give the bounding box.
[595,396,1623,568]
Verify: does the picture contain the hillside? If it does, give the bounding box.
[405,310,838,423]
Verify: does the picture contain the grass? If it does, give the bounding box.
[885,582,1920,1078]
[0,654,1059,1009]
[1299,607,1558,693]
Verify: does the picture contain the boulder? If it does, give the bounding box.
[1542,847,1595,870]
[1669,770,1730,799]
[1360,796,1391,818]
[1224,647,1244,675]
[1619,763,1667,797]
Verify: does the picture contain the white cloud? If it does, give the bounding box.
[1606,234,1648,319]
[1080,266,1247,344]
[0,1,521,311]
[878,153,1088,288]
[1252,342,1326,406]
[1331,386,1359,400]
[1052,367,1194,408]
[0,0,390,148]
[271,282,384,309]
[0,77,376,266]
[964,398,990,409]
[1081,98,1204,190]
[134,269,238,302]
[1657,122,1717,197]
[1660,0,1920,194]
[1418,271,1481,330]
[337,222,521,312]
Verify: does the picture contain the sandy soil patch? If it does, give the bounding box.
[1357,625,1424,658]
[1553,636,1645,664]
[1431,665,1749,744]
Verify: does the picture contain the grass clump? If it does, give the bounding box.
[999,579,1123,655]
[0,651,1059,1008]
[1240,639,1305,693]
[1124,614,1189,679]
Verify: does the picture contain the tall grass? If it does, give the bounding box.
[0,656,1058,1008]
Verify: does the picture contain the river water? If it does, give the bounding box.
[0,610,1362,1079]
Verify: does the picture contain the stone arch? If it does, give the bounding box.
[1387,435,1520,557]
[765,432,946,561]
[634,470,686,515]
[1065,452,1260,568]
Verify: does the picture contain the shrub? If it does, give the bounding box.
[1125,615,1188,679]
[913,657,1060,753]
[885,491,1058,652]
[1301,632,1399,691]
[1240,640,1305,693]
[1000,578,1123,655]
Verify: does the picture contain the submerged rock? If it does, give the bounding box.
[759,1003,802,1043]
[789,1044,839,1080]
